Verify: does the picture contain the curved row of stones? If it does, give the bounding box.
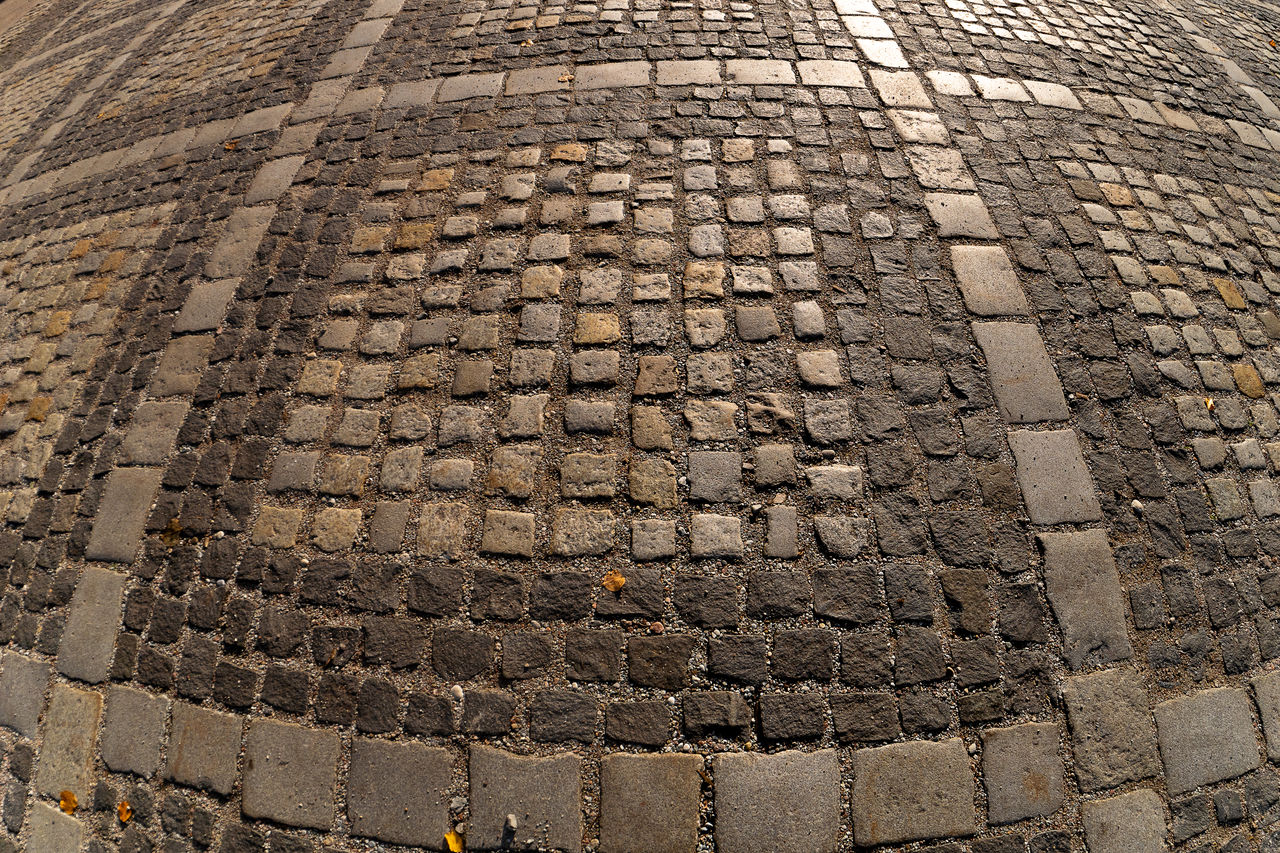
[2,0,1280,849]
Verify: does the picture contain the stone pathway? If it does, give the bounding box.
[2,0,1280,849]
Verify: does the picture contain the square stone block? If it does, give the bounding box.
[851,738,975,845]
[242,720,341,829]
[600,754,702,853]
[715,749,840,853]
[1154,687,1260,795]
[469,746,582,851]
[347,738,450,845]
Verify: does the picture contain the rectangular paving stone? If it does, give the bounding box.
[1082,789,1166,853]
[166,703,243,795]
[600,754,702,853]
[58,566,127,683]
[1254,671,1280,760]
[385,79,440,108]
[243,720,341,830]
[1154,687,1260,795]
[150,334,214,396]
[506,65,572,95]
[470,745,582,851]
[924,192,1000,238]
[347,738,449,846]
[0,651,49,737]
[656,60,721,85]
[437,71,504,101]
[1039,530,1133,669]
[118,401,188,465]
[101,685,168,778]
[1007,429,1102,524]
[85,468,162,562]
[715,749,840,853]
[245,154,305,204]
[35,683,102,804]
[851,738,975,845]
[869,69,933,107]
[982,722,1065,824]
[797,59,865,88]
[27,801,82,853]
[1024,79,1082,109]
[576,61,650,89]
[204,204,276,278]
[972,322,1068,423]
[174,278,240,333]
[951,245,1028,316]
[726,59,796,85]
[1061,668,1160,792]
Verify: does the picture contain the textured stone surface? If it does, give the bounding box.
[1061,668,1161,791]
[0,651,49,738]
[347,738,450,846]
[715,750,840,853]
[242,720,341,829]
[1007,429,1103,524]
[982,723,1065,824]
[600,754,702,853]
[35,684,101,803]
[971,322,1069,423]
[165,703,243,796]
[1154,687,1260,795]
[851,738,976,845]
[1039,530,1133,668]
[100,685,167,778]
[470,746,582,851]
[57,566,126,683]
[1082,789,1167,853]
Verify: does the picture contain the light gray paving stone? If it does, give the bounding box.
[796,59,865,88]
[656,60,721,85]
[851,738,975,845]
[165,703,243,795]
[118,401,188,465]
[57,566,127,683]
[716,749,840,853]
[926,69,974,96]
[576,61,650,89]
[972,322,1068,423]
[972,74,1031,101]
[1253,671,1280,760]
[174,278,239,333]
[242,719,341,829]
[1024,79,1082,109]
[1082,789,1167,853]
[100,685,168,778]
[469,745,582,851]
[204,204,276,278]
[600,754,702,853]
[907,146,975,190]
[982,722,1065,824]
[347,738,449,846]
[384,79,440,108]
[1007,429,1102,524]
[244,155,305,204]
[437,72,504,101]
[0,651,48,737]
[85,468,162,562]
[505,65,572,95]
[1062,668,1161,792]
[231,103,293,136]
[1154,687,1259,795]
[1039,530,1133,669]
[951,245,1028,315]
[923,192,1000,238]
[726,59,796,85]
[869,69,933,107]
[150,334,214,396]
[27,801,82,853]
[35,683,102,803]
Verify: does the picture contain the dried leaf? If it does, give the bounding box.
[602,569,626,592]
[558,73,574,82]
[59,790,77,814]
[224,139,239,150]
[444,829,464,852]
[1205,396,1216,411]
[117,801,132,823]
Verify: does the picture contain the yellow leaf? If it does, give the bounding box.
[602,569,626,592]
[444,829,464,852]
[224,139,239,150]
[558,73,574,82]
[1205,396,1216,411]
[59,790,77,814]
[118,801,132,823]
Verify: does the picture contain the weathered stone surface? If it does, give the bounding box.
[972,322,1068,423]
[100,685,168,778]
[1007,429,1102,524]
[347,738,450,846]
[0,651,49,737]
[1253,671,1280,760]
[470,746,582,851]
[1154,687,1260,795]
[58,566,127,684]
[242,720,341,829]
[951,246,1029,316]
[27,801,82,853]
[85,468,162,561]
[1061,668,1161,791]
[36,684,102,803]
[1082,789,1167,853]
[600,754,702,853]
[166,703,243,796]
[1039,530,1133,668]
[982,723,1064,823]
[715,749,840,853]
[851,738,975,845]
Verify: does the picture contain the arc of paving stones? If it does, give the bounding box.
[7,0,1280,847]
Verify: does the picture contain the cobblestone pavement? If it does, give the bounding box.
[4,0,1280,850]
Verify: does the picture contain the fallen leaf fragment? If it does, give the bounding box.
[1205,396,1216,411]
[118,801,132,823]
[224,139,239,150]
[602,569,626,592]
[558,73,574,82]
[444,828,464,852]
[59,790,77,814]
